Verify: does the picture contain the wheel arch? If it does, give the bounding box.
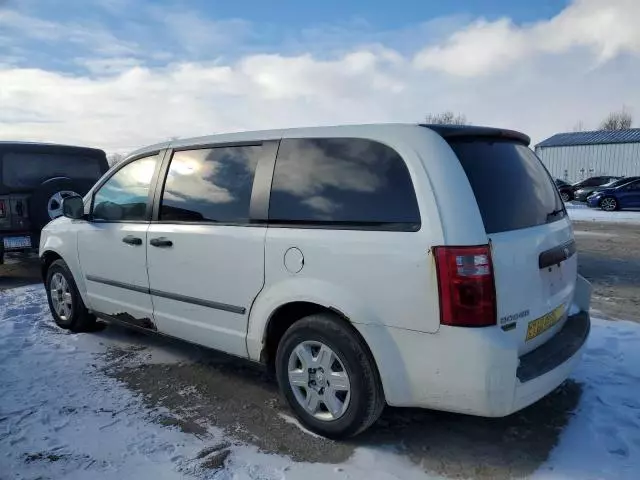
[260,301,358,366]
[40,250,63,282]
[40,246,89,306]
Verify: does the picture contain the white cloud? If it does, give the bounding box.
[414,0,640,76]
[0,0,639,153]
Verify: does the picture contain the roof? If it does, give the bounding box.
[536,129,640,148]
[0,141,105,156]
[129,123,530,158]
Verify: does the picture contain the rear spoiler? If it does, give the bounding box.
[420,124,531,146]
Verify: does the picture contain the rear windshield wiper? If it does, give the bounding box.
[546,208,565,221]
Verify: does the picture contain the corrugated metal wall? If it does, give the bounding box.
[535,143,640,183]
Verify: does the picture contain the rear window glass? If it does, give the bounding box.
[449,139,565,234]
[1,152,104,188]
[269,138,420,230]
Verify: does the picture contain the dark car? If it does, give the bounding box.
[554,178,574,202]
[0,142,108,264]
[572,176,621,202]
[582,176,640,200]
[587,179,640,211]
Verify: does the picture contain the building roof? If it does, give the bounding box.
[536,129,640,148]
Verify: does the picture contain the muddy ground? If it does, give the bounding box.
[1,220,638,478]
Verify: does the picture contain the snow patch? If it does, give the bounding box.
[278,413,327,440]
[534,318,640,479]
[2,285,640,479]
[566,203,640,224]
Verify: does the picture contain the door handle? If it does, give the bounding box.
[122,235,142,246]
[149,237,173,248]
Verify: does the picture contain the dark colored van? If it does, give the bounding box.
[0,142,108,263]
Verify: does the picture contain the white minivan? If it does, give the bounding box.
[40,124,591,438]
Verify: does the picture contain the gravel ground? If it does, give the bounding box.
[573,221,640,323]
[1,220,638,478]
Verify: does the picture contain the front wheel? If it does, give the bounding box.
[45,259,95,332]
[560,192,571,202]
[600,197,618,212]
[275,313,385,439]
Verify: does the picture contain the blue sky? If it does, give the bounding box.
[0,0,638,152]
[4,0,569,71]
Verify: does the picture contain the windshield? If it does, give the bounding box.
[449,138,565,234]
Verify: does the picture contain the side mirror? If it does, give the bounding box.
[62,195,85,220]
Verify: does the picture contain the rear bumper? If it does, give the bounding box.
[358,276,592,417]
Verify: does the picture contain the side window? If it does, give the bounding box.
[268,138,420,230]
[159,145,262,223]
[92,155,158,221]
[583,178,600,187]
[625,181,640,191]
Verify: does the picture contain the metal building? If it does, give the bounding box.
[535,129,640,183]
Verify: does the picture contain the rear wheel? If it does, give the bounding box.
[600,197,618,211]
[275,313,384,438]
[45,259,95,332]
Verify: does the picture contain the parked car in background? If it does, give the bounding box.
[554,179,574,202]
[579,176,640,202]
[572,176,621,202]
[587,179,640,211]
[40,124,591,438]
[0,142,108,264]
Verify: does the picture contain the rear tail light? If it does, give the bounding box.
[0,200,6,218]
[434,245,497,327]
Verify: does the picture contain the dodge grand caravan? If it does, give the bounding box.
[40,124,591,438]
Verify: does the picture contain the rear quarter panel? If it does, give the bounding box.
[246,125,452,361]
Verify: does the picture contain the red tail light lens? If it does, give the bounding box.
[0,200,6,218]
[434,245,497,327]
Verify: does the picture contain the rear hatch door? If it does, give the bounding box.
[448,138,576,355]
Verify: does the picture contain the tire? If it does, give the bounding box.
[29,177,95,230]
[275,313,385,439]
[560,192,570,202]
[600,197,618,212]
[45,259,95,332]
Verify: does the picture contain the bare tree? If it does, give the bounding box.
[107,153,125,166]
[599,107,633,131]
[425,111,468,125]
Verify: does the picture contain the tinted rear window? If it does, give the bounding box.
[2,152,104,188]
[269,138,420,230]
[449,139,565,234]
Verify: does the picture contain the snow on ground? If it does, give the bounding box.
[1,285,640,479]
[566,202,640,224]
[0,286,432,480]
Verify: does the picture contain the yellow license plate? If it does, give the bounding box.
[526,305,565,341]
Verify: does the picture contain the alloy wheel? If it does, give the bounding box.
[601,198,617,211]
[287,341,351,421]
[50,272,73,321]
